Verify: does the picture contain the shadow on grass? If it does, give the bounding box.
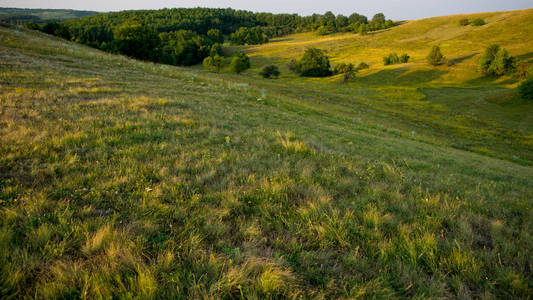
[516,52,533,63]
[449,53,478,65]
[270,37,294,43]
[358,66,449,86]
[466,75,517,86]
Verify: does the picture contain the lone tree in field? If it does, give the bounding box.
[203,54,225,73]
[229,52,251,74]
[295,48,332,77]
[427,46,445,66]
[259,65,280,78]
[478,44,517,76]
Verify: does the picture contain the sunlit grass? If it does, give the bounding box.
[1,17,532,298]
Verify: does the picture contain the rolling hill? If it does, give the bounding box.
[0,8,532,299]
[0,7,98,25]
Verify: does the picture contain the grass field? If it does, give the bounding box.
[0,9,532,299]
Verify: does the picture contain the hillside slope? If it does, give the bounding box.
[243,8,533,85]
[1,22,532,299]
[229,9,533,166]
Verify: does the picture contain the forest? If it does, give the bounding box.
[24,7,393,66]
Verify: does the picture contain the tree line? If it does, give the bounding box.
[24,7,393,66]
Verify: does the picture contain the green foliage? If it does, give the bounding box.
[210,43,223,57]
[41,22,72,40]
[23,22,42,30]
[230,27,269,45]
[400,53,410,63]
[356,62,370,70]
[207,28,224,44]
[383,53,400,65]
[478,44,516,76]
[229,52,251,74]
[288,59,300,74]
[293,48,332,77]
[158,30,211,66]
[471,18,486,26]
[334,62,355,74]
[427,46,445,66]
[112,19,160,61]
[383,53,410,66]
[358,24,369,35]
[518,79,533,100]
[203,54,225,72]
[459,18,470,26]
[488,48,516,76]
[515,63,533,80]
[259,65,280,78]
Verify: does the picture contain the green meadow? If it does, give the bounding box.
[1,8,533,299]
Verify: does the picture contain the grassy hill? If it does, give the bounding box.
[0,7,98,25]
[0,9,532,299]
[227,9,533,166]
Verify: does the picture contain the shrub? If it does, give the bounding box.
[459,19,470,26]
[400,54,410,63]
[427,46,445,66]
[295,48,332,77]
[343,70,356,82]
[383,53,399,65]
[356,62,370,70]
[229,52,251,74]
[471,18,486,26]
[384,53,404,65]
[515,63,533,80]
[203,54,224,72]
[518,79,533,100]
[260,65,280,78]
[288,59,300,74]
[334,62,355,74]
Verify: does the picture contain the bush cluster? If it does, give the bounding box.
[478,44,517,76]
[289,48,332,77]
[259,65,281,78]
[383,53,410,65]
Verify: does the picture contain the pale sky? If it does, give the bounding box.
[1,0,532,20]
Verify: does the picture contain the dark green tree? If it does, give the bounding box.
[427,46,445,66]
[296,48,332,77]
[113,19,160,61]
[478,44,500,75]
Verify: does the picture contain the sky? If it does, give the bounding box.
[1,0,532,20]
